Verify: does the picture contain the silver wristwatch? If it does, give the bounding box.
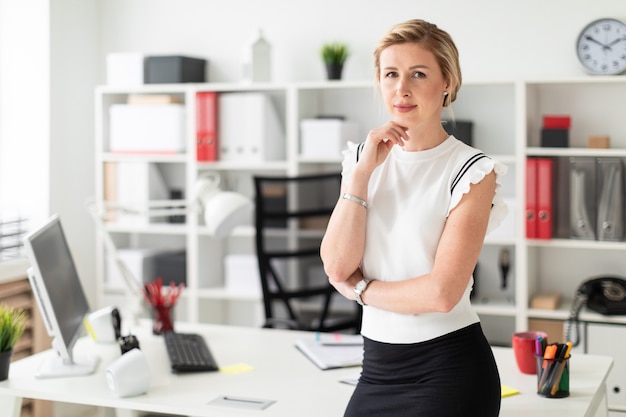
[354,279,371,306]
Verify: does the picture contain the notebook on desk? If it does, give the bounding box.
[295,334,363,370]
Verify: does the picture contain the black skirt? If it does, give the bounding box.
[344,323,501,417]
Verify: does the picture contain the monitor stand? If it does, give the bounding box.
[35,352,100,379]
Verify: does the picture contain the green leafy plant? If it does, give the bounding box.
[321,42,350,66]
[0,304,28,353]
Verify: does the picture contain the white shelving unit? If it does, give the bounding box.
[521,77,626,415]
[94,77,626,348]
[523,77,626,319]
[94,81,388,327]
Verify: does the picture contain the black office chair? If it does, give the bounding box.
[253,172,361,333]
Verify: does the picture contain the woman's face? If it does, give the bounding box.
[378,42,448,130]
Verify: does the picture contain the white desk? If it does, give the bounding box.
[0,321,614,417]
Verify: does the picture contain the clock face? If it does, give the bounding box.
[576,18,626,75]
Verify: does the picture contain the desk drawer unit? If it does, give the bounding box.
[587,323,626,410]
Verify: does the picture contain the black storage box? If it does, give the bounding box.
[541,128,569,147]
[153,251,186,286]
[145,56,207,84]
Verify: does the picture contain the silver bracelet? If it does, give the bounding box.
[342,193,368,208]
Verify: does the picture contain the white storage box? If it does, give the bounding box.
[218,93,285,162]
[107,53,144,87]
[300,119,359,159]
[109,104,186,153]
[224,254,262,296]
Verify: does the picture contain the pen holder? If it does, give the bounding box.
[536,354,570,398]
[152,305,174,335]
[143,278,184,335]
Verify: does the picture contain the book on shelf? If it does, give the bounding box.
[196,91,219,162]
[536,157,555,239]
[295,334,363,370]
[127,94,183,105]
[525,158,538,238]
[526,157,556,239]
[596,158,624,241]
[569,157,597,240]
[218,92,285,162]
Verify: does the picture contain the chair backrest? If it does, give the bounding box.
[253,172,360,333]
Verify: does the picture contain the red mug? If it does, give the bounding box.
[512,331,548,374]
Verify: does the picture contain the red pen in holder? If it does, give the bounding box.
[143,277,184,335]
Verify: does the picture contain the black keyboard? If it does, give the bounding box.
[163,331,219,373]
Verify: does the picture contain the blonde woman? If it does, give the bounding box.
[321,19,507,416]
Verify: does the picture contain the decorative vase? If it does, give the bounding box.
[0,349,13,381]
[325,63,344,80]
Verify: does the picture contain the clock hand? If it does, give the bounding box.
[585,35,606,48]
[605,37,623,48]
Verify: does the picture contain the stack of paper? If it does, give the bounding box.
[295,334,363,370]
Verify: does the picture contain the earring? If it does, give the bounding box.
[442,91,449,106]
[443,91,449,97]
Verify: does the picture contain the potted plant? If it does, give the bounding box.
[0,304,28,381]
[321,42,350,80]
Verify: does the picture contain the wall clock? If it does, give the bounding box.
[576,18,626,75]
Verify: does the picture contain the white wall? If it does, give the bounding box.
[49,0,99,304]
[97,0,625,83]
[0,0,99,310]
[0,0,50,225]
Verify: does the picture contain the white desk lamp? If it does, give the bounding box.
[193,172,253,238]
[87,171,253,324]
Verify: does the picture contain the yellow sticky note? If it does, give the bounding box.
[219,363,255,375]
[501,385,520,398]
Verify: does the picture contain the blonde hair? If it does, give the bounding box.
[374,19,461,107]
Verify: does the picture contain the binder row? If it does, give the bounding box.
[196,92,285,163]
[526,157,624,241]
[526,158,554,239]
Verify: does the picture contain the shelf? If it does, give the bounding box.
[527,147,626,158]
[527,306,571,321]
[105,223,188,235]
[527,238,626,250]
[197,287,261,301]
[196,160,289,171]
[483,236,516,246]
[297,156,342,164]
[198,225,256,237]
[528,305,626,325]
[96,81,291,95]
[101,153,187,163]
[472,301,517,317]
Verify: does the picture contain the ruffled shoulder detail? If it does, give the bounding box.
[447,157,509,235]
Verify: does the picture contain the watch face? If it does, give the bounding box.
[576,18,626,75]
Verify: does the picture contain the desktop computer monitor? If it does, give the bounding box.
[23,214,100,378]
